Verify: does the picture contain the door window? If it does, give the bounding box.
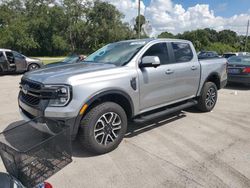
[171,42,193,63]
[13,51,24,59]
[143,43,170,65]
[5,52,15,64]
[0,52,4,62]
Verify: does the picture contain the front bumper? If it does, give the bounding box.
[19,98,80,139]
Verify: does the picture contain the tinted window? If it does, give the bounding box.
[143,43,169,65]
[13,51,24,59]
[223,54,236,58]
[0,52,4,62]
[229,56,250,65]
[228,56,241,63]
[172,42,193,63]
[5,52,14,63]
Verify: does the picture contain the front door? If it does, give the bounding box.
[138,42,177,111]
[12,51,27,71]
[0,52,8,71]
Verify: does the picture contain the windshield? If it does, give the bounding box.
[84,41,147,66]
[228,56,250,66]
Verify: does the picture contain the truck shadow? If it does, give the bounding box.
[2,112,186,158]
[73,111,186,157]
[0,72,23,77]
[125,111,186,138]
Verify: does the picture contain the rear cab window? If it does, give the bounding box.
[171,42,193,63]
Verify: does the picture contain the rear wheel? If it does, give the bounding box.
[197,82,218,112]
[28,63,40,71]
[79,102,127,154]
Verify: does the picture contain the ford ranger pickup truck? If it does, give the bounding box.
[18,39,227,154]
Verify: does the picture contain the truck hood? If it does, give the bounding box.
[23,62,117,84]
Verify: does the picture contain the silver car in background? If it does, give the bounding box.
[0,49,43,74]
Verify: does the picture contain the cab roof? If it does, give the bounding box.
[118,38,190,44]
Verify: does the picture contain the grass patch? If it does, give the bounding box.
[33,57,66,65]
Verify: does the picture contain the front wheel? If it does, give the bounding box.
[79,102,127,154]
[28,63,40,71]
[197,82,218,112]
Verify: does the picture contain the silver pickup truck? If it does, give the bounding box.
[18,39,227,154]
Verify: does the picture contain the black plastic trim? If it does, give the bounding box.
[71,89,135,138]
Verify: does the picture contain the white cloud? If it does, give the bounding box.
[104,0,250,36]
[103,0,146,25]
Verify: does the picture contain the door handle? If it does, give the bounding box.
[165,69,174,74]
[191,66,197,70]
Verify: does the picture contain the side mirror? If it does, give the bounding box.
[140,56,160,68]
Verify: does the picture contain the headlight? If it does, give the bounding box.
[44,85,72,107]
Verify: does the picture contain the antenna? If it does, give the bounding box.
[245,20,249,52]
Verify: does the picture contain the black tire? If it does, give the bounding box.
[28,63,40,71]
[79,102,127,154]
[197,82,218,112]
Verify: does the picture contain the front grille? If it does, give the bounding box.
[20,79,42,106]
[20,79,42,90]
[21,92,40,106]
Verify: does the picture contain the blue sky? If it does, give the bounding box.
[106,0,250,35]
[143,0,250,17]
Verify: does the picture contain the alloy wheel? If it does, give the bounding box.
[94,112,122,146]
[205,87,216,108]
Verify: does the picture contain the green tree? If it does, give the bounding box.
[84,0,134,52]
[134,15,146,38]
[217,30,238,46]
[205,42,236,54]
[158,31,175,38]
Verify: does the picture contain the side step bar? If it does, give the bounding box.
[133,99,198,123]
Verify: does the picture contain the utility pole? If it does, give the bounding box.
[245,19,249,52]
[138,0,141,39]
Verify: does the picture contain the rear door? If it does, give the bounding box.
[167,42,201,100]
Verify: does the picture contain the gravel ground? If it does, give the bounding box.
[0,74,250,188]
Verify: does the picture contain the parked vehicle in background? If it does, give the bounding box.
[227,55,250,84]
[198,51,219,59]
[223,52,237,59]
[45,54,86,68]
[223,52,250,59]
[0,49,43,74]
[18,39,227,154]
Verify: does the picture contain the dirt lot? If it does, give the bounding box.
[0,74,250,188]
